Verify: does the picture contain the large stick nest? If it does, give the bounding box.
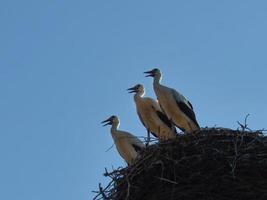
[94,128,267,200]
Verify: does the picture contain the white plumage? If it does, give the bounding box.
[101,115,145,165]
[144,68,200,133]
[128,84,177,142]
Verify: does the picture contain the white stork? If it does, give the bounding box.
[101,115,145,165]
[127,84,177,144]
[144,68,200,133]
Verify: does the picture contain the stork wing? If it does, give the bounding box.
[129,135,145,152]
[172,90,200,128]
[155,110,173,130]
[150,99,177,133]
[137,110,158,138]
[158,102,167,115]
[132,143,144,153]
[137,110,146,128]
[187,100,194,110]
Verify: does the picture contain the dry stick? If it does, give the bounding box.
[105,143,115,152]
[99,183,107,200]
[125,176,131,200]
[230,135,239,179]
[104,167,124,178]
[154,176,178,185]
[237,114,251,132]
[92,183,108,200]
[230,114,253,178]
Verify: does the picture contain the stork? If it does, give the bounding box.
[101,115,145,165]
[144,68,200,133]
[127,84,177,144]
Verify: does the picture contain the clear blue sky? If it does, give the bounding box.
[1,1,267,199]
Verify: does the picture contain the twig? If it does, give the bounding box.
[154,176,178,185]
[237,114,251,132]
[125,176,131,200]
[93,183,107,200]
[105,144,115,152]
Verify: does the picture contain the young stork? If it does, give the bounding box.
[101,115,145,165]
[144,68,200,133]
[127,84,177,144]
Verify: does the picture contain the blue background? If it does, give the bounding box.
[0,1,266,199]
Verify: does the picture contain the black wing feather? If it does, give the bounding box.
[158,101,167,115]
[150,132,158,138]
[155,110,173,130]
[187,101,194,110]
[132,144,143,153]
[158,105,184,132]
[176,100,200,128]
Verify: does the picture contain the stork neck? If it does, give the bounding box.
[153,74,161,86]
[134,92,144,101]
[153,77,161,91]
[111,122,119,133]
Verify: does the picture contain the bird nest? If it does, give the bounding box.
[93,127,267,200]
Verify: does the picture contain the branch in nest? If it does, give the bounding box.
[237,114,252,132]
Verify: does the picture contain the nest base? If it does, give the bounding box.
[94,128,267,200]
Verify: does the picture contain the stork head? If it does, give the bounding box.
[127,84,145,96]
[144,68,161,78]
[101,115,119,126]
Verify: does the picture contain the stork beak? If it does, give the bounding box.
[127,86,137,93]
[101,118,112,126]
[144,70,154,77]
